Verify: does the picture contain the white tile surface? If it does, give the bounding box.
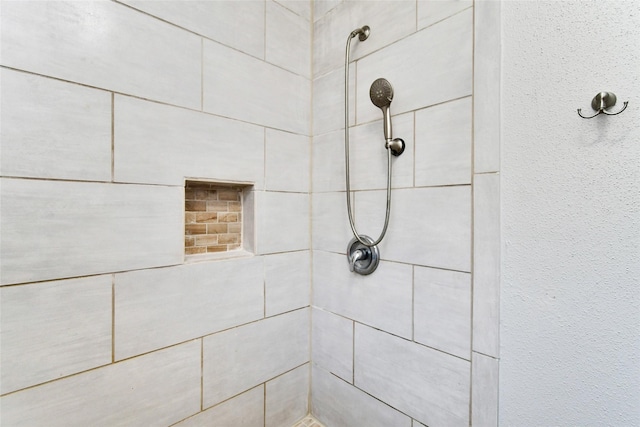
[347,112,414,190]
[414,266,471,359]
[276,0,311,20]
[472,352,499,427]
[175,386,265,427]
[0,179,183,285]
[312,130,347,193]
[472,173,500,357]
[256,191,310,254]
[311,365,411,427]
[203,40,310,135]
[311,192,352,253]
[0,341,201,427]
[266,129,310,193]
[0,276,112,394]
[266,364,310,427]
[313,251,413,339]
[312,308,353,382]
[0,69,111,181]
[313,1,416,77]
[313,0,343,21]
[415,97,472,186]
[203,309,309,407]
[115,257,264,360]
[1,1,201,109]
[114,95,264,187]
[121,0,265,59]
[355,324,470,427]
[357,9,473,124]
[418,0,473,30]
[313,64,355,136]
[356,186,471,271]
[267,1,311,78]
[265,251,310,317]
[474,0,501,173]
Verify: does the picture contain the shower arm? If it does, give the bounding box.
[344,29,393,248]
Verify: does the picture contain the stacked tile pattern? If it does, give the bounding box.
[184,182,243,255]
[311,1,500,426]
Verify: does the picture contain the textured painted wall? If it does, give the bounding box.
[500,1,640,425]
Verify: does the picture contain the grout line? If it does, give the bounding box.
[411,265,415,342]
[111,274,115,363]
[470,1,477,423]
[352,320,356,384]
[111,92,115,182]
[412,111,416,188]
[263,381,267,427]
[200,338,204,411]
[200,38,204,111]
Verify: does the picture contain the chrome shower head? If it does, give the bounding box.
[350,25,370,41]
[369,78,394,109]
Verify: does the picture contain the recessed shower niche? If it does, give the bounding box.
[184,180,254,260]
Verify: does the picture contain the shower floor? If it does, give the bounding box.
[292,415,326,427]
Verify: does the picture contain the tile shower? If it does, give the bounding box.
[0,1,499,427]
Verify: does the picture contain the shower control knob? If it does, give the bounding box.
[387,138,405,157]
[347,235,380,275]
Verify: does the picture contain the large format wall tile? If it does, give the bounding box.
[203,309,309,408]
[276,0,311,21]
[311,365,411,427]
[0,341,201,427]
[313,251,413,339]
[0,69,111,181]
[415,97,472,186]
[474,0,501,173]
[115,257,264,360]
[473,173,500,357]
[267,1,311,78]
[203,40,310,135]
[265,128,310,193]
[414,266,471,359]
[312,130,347,193]
[265,364,310,427]
[265,251,310,317]
[313,65,355,136]
[355,325,470,427]
[357,9,472,124]
[0,179,182,285]
[347,113,414,191]
[175,386,264,427]
[311,192,351,253]
[472,352,499,427]
[312,308,353,382]
[418,0,473,30]
[313,1,416,77]
[356,186,471,271]
[114,95,264,187]
[121,0,265,59]
[0,276,112,394]
[256,191,310,254]
[1,1,201,109]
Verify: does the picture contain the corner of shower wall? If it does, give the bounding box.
[309,0,500,426]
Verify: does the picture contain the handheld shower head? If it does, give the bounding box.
[370,78,394,142]
[369,78,394,109]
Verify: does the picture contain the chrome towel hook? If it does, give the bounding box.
[577,91,628,119]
